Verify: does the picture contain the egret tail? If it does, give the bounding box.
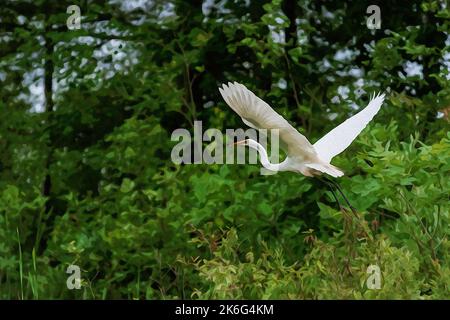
[305,162,344,178]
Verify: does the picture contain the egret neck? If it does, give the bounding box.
[241,139,289,172]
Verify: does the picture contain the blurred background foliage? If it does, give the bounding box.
[0,0,449,299]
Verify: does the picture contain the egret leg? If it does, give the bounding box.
[323,177,358,216]
[318,177,342,210]
[328,184,343,210]
[321,177,371,240]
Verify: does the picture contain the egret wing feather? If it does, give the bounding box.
[313,93,386,163]
[219,82,317,159]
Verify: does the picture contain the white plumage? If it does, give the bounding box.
[313,92,385,163]
[219,82,385,178]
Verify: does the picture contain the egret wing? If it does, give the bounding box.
[313,93,386,163]
[219,82,316,158]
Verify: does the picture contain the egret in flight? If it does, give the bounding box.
[219,82,385,210]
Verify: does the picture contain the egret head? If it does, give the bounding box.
[234,139,260,151]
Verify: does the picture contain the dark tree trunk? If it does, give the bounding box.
[43,17,54,216]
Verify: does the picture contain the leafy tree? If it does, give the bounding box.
[0,0,448,299]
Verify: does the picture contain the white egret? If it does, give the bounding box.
[219,81,385,212]
[219,82,385,178]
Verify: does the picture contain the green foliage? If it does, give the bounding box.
[0,0,449,299]
[189,229,426,299]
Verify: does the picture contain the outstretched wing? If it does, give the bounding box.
[219,82,317,159]
[313,93,386,163]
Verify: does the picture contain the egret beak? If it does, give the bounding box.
[226,140,246,147]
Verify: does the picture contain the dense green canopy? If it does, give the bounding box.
[0,0,449,299]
